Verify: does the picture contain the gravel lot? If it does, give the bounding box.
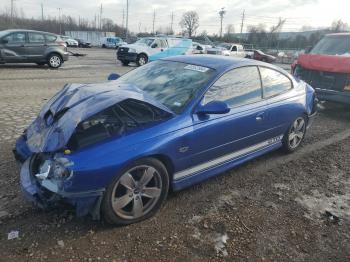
[0,49,349,261]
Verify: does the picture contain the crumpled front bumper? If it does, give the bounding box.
[20,158,104,219]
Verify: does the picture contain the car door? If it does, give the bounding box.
[176,66,275,176]
[1,31,27,62]
[230,45,238,56]
[25,32,46,61]
[259,66,300,137]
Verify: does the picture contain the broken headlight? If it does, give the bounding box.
[35,156,72,181]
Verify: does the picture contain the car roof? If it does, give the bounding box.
[326,32,350,36]
[162,55,281,72]
[0,29,57,35]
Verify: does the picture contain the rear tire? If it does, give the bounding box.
[282,115,307,153]
[47,53,63,68]
[102,158,169,225]
[136,54,148,66]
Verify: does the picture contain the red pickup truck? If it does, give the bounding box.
[292,33,350,105]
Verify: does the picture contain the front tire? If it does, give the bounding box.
[136,54,148,66]
[47,53,63,68]
[282,115,307,153]
[102,158,169,225]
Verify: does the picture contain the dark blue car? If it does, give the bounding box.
[15,55,317,225]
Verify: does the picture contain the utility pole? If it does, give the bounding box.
[58,8,62,35]
[170,12,174,34]
[125,0,129,40]
[122,9,125,28]
[152,10,156,35]
[240,10,245,42]
[138,22,142,33]
[219,8,226,38]
[100,4,103,31]
[10,0,14,23]
[41,3,44,20]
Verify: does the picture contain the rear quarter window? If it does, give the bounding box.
[45,34,57,42]
[260,67,292,98]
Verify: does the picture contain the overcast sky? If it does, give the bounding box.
[0,0,349,34]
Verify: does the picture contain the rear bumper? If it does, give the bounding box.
[307,111,317,129]
[117,52,138,62]
[315,88,350,105]
[20,157,104,219]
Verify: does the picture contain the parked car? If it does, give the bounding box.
[253,50,276,63]
[0,29,69,68]
[207,43,245,57]
[117,36,192,66]
[101,37,125,49]
[15,55,317,225]
[75,38,91,48]
[192,42,206,54]
[61,36,78,47]
[244,49,255,59]
[292,33,350,105]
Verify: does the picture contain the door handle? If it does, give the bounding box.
[256,112,265,122]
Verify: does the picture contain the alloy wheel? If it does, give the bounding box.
[49,55,61,68]
[288,117,306,149]
[111,165,162,220]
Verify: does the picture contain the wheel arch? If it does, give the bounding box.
[46,51,63,61]
[147,154,175,187]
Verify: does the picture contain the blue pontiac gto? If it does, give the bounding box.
[15,55,317,225]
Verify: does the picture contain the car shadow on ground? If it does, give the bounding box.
[0,64,52,70]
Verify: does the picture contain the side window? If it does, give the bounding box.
[231,46,237,52]
[260,67,292,98]
[204,66,262,108]
[45,34,57,42]
[160,40,167,48]
[28,33,45,43]
[4,32,26,44]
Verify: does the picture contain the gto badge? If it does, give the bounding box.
[178,146,189,153]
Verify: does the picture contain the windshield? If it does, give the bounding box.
[218,43,231,50]
[310,35,350,56]
[136,38,155,46]
[116,60,216,113]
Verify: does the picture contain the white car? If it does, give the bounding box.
[61,36,78,47]
[101,37,126,49]
[207,43,245,57]
[192,42,206,54]
[117,36,192,66]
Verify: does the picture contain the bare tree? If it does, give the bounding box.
[179,11,199,37]
[331,19,350,32]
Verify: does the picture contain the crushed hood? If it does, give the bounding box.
[25,81,172,153]
[298,54,350,73]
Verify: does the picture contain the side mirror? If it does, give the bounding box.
[107,73,121,81]
[151,43,158,48]
[196,101,230,115]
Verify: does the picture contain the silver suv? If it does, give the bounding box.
[0,29,69,68]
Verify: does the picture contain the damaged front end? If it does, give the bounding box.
[20,153,104,219]
[15,81,173,219]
